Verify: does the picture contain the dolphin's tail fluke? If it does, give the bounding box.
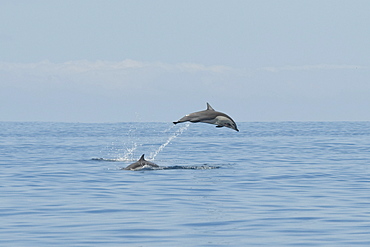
[173,121,179,125]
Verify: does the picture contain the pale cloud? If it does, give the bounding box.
[0,59,242,104]
[1,59,368,101]
[0,60,241,94]
[0,60,234,75]
[1,59,370,122]
[260,64,368,73]
[2,60,366,82]
[175,63,233,73]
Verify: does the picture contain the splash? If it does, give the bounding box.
[117,142,138,161]
[149,123,190,160]
[93,123,189,162]
[93,142,139,162]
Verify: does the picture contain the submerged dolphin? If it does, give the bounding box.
[173,103,239,131]
[123,154,159,170]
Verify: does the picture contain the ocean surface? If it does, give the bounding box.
[1,121,369,246]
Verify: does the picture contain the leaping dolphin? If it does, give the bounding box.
[173,103,239,131]
[123,154,159,170]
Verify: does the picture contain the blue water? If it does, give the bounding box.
[1,121,369,246]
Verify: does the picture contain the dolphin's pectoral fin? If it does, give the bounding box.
[216,125,223,128]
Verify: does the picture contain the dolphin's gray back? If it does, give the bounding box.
[178,110,231,123]
[124,156,158,170]
[124,161,142,170]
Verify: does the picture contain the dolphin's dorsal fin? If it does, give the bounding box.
[139,154,145,161]
[206,103,215,111]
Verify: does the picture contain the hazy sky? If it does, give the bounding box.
[1,0,369,122]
